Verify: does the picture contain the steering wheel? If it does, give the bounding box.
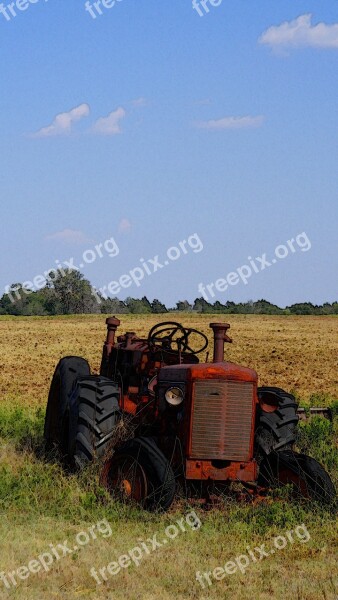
[147,321,208,355]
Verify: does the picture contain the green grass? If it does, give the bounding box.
[297,417,338,480]
[0,405,337,600]
[0,404,337,521]
[0,406,45,444]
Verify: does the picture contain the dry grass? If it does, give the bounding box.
[0,314,337,407]
[0,515,336,600]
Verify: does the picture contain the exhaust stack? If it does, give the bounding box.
[100,316,120,376]
[105,316,120,351]
[210,323,232,362]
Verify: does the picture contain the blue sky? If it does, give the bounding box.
[0,0,337,306]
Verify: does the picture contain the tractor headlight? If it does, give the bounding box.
[165,387,184,406]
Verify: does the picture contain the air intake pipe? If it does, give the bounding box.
[209,323,232,362]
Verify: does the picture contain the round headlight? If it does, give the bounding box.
[165,387,184,406]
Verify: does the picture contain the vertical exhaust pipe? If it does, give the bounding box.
[105,316,120,352]
[209,323,232,363]
[100,316,120,376]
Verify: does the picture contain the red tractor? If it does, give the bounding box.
[44,318,336,510]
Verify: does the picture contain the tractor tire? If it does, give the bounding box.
[44,356,90,453]
[101,437,176,511]
[68,376,122,468]
[258,450,336,505]
[255,387,299,456]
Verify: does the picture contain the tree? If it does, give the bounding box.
[213,301,227,313]
[151,299,168,313]
[288,303,316,315]
[193,297,214,313]
[252,299,283,315]
[125,297,152,314]
[0,284,31,315]
[224,301,238,313]
[100,297,128,314]
[176,300,193,312]
[1,271,337,316]
[51,270,100,314]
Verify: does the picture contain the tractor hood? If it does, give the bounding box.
[158,361,258,384]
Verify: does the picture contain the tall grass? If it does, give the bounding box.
[0,404,337,600]
[0,405,336,526]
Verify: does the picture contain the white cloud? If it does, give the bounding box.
[118,218,132,234]
[92,107,126,135]
[259,14,338,50]
[195,115,264,131]
[32,104,90,138]
[45,229,91,245]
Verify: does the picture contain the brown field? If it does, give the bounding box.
[0,314,337,408]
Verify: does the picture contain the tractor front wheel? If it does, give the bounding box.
[101,437,176,511]
[258,450,336,505]
[68,376,122,468]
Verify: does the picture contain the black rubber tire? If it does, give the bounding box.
[255,387,299,455]
[44,356,90,452]
[258,450,336,505]
[102,437,176,512]
[68,376,122,468]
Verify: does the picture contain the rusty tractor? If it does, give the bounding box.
[44,318,336,510]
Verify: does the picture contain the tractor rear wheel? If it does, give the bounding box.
[258,450,336,505]
[44,356,90,453]
[255,387,299,455]
[67,376,122,468]
[101,437,176,511]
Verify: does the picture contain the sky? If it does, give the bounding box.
[0,0,337,307]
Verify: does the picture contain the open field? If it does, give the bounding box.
[0,315,337,600]
[0,314,337,407]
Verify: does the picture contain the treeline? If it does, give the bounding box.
[1,270,337,316]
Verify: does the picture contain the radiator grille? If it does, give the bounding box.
[190,380,254,461]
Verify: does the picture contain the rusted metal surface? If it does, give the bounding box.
[100,316,120,376]
[185,458,257,482]
[190,380,254,461]
[98,317,334,495]
[209,322,232,362]
[105,316,121,348]
[160,362,258,384]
